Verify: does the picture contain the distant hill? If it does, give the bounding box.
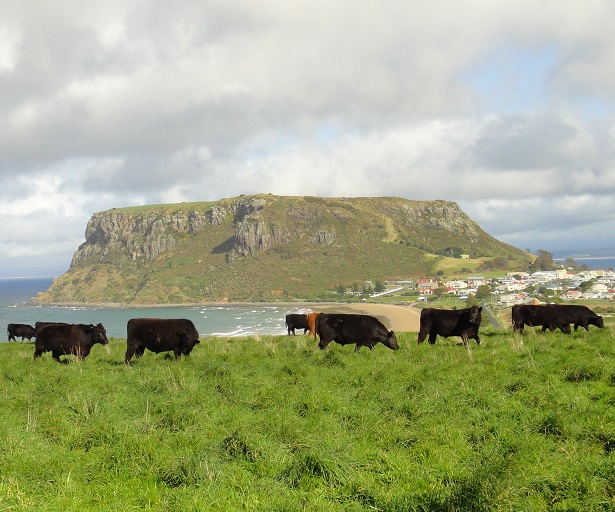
[36,195,531,304]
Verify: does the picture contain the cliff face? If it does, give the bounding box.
[71,197,268,266]
[39,194,529,304]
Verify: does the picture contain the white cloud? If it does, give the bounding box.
[1,0,615,275]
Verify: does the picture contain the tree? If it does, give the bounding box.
[374,280,386,293]
[364,284,374,295]
[466,293,480,308]
[579,280,594,293]
[433,287,448,298]
[475,284,492,301]
[335,284,347,295]
[529,250,555,272]
[564,258,579,271]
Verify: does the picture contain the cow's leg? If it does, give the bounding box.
[33,348,45,359]
[125,345,139,365]
[428,332,437,344]
[417,324,430,344]
[51,351,63,363]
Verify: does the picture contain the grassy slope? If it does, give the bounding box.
[40,195,531,304]
[1,326,615,510]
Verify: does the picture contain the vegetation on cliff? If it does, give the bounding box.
[37,195,530,304]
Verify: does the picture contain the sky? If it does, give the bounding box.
[1,1,614,278]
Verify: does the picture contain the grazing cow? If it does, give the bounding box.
[285,313,309,336]
[552,304,604,332]
[7,323,36,341]
[511,304,571,334]
[33,323,109,362]
[418,306,483,346]
[125,318,200,365]
[34,321,69,334]
[306,312,320,339]
[315,313,398,352]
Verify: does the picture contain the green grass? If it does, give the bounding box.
[2,326,615,510]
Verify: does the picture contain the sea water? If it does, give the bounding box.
[1,277,309,340]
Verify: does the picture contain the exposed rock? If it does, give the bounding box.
[231,213,290,256]
[313,230,336,245]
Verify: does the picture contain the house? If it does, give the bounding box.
[395,280,414,287]
[591,283,608,294]
[418,281,439,295]
[467,276,486,287]
[444,280,468,290]
[564,289,583,300]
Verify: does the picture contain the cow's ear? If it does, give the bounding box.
[479,307,483,311]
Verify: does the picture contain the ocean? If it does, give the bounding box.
[1,277,308,341]
[552,257,615,270]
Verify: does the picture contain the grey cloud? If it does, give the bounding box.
[472,113,578,171]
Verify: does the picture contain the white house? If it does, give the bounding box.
[467,276,486,287]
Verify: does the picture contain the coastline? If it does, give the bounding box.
[31,300,422,333]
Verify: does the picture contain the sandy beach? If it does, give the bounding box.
[315,302,421,333]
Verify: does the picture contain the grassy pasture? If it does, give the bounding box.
[1,326,615,510]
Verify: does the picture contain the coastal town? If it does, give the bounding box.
[384,267,615,306]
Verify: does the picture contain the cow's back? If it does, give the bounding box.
[316,313,389,347]
[128,318,197,341]
[125,318,200,364]
[418,307,481,344]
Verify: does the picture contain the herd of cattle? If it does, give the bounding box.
[5,304,605,363]
[7,319,201,364]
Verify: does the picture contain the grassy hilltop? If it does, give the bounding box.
[37,194,530,304]
[1,327,615,510]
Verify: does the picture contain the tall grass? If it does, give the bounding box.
[1,326,615,510]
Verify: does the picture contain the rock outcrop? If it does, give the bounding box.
[38,194,529,304]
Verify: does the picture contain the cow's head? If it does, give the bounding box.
[383,330,399,350]
[177,329,200,355]
[85,323,109,345]
[468,306,482,324]
[594,315,605,329]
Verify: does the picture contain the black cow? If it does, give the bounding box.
[125,318,200,365]
[285,313,309,336]
[511,304,571,334]
[34,321,69,334]
[33,323,109,362]
[418,306,483,346]
[552,304,604,331]
[315,313,398,352]
[7,323,36,341]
